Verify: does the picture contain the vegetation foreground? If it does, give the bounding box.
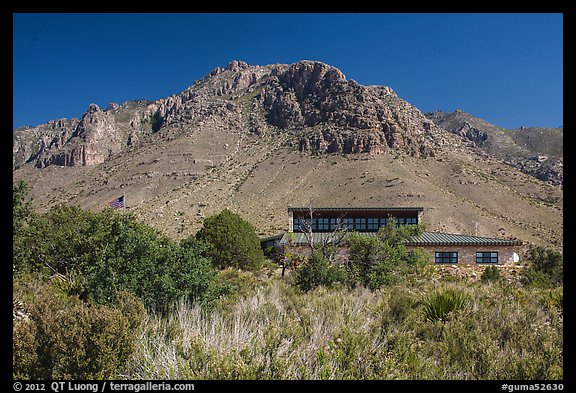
[13,181,563,380]
[127,271,562,380]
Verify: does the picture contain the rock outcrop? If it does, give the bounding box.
[425,110,563,186]
[14,60,441,169]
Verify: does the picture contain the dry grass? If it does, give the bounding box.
[122,272,562,380]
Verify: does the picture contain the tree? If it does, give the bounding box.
[13,200,216,312]
[195,209,265,270]
[344,218,427,289]
[295,247,347,291]
[13,180,38,273]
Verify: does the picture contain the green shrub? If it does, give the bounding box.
[13,283,137,380]
[195,209,265,271]
[544,287,563,314]
[13,318,38,380]
[344,222,427,290]
[481,266,502,282]
[13,201,217,312]
[423,287,470,322]
[295,248,347,291]
[522,245,563,287]
[150,111,163,132]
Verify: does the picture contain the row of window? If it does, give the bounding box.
[292,217,418,232]
[435,251,499,264]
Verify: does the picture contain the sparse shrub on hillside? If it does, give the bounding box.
[195,209,265,271]
[150,111,163,132]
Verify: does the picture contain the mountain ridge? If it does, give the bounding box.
[12,60,563,251]
[424,110,563,185]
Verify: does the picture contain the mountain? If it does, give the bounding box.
[12,60,563,251]
[424,110,563,186]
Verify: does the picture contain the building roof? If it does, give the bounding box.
[402,232,522,246]
[279,231,522,246]
[288,207,424,212]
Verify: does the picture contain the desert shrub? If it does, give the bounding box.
[125,277,562,380]
[481,265,502,282]
[344,222,426,290]
[13,283,137,380]
[295,248,347,291]
[543,287,563,315]
[13,201,217,312]
[13,318,38,380]
[423,287,470,322]
[150,111,163,132]
[195,209,265,271]
[522,245,563,287]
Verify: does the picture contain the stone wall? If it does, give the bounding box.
[405,244,519,265]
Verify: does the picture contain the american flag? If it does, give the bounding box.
[108,195,125,209]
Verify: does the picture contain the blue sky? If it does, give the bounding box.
[13,13,563,129]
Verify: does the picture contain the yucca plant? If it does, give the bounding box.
[423,288,469,322]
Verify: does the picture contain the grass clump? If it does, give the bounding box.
[422,287,470,322]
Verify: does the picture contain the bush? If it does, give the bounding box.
[344,222,426,290]
[523,245,563,287]
[195,209,265,270]
[423,287,470,322]
[13,283,138,380]
[150,111,163,132]
[13,201,217,313]
[295,248,347,291]
[481,266,502,282]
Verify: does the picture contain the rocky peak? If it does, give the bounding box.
[225,60,251,72]
[14,60,444,169]
[87,103,102,114]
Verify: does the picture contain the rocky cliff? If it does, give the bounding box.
[14,60,444,170]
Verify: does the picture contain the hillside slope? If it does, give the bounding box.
[425,110,563,186]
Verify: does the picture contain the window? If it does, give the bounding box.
[379,218,388,228]
[355,218,366,231]
[435,252,458,264]
[317,218,329,231]
[329,218,338,231]
[342,218,354,230]
[476,252,498,264]
[293,218,302,232]
[367,218,379,231]
[406,217,418,225]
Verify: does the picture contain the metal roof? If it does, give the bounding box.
[279,231,522,246]
[287,207,424,212]
[403,232,522,246]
